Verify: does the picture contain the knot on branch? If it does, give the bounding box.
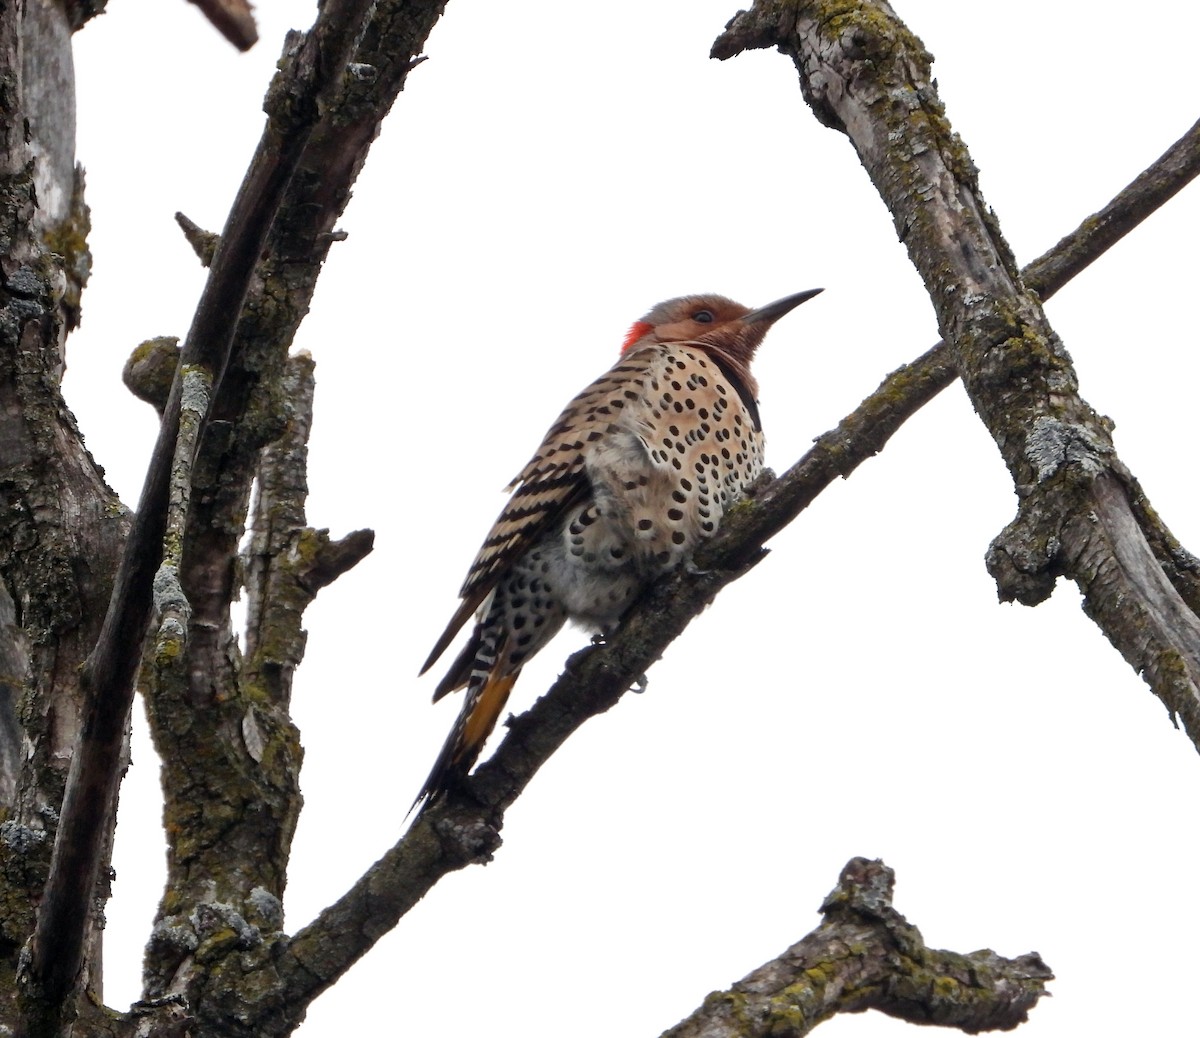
[123,337,182,415]
[986,506,1065,606]
[711,3,796,60]
[426,808,502,868]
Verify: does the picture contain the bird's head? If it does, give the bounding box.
[620,288,822,393]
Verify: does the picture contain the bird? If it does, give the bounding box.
[415,288,823,807]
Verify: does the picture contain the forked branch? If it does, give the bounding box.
[662,858,1052,1037]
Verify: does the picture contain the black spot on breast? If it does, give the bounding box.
[637,518,653,531]
[671,531,686,545]
[667,508,683,521]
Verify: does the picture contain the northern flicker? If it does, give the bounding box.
[416,288,822,806]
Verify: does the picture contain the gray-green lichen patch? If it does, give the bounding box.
[1025,415,1111,483]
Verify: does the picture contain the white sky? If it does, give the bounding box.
[69,2,1200,1036]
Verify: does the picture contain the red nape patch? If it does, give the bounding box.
[621,321,653,353]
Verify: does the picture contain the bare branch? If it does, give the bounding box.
[1023,117,1200,300]
[662,858,1052,1037]
[122,0,447,1017]
[28,0,378,1014]
[276,109,1200,1000]
[241,352,374,693]
[713,1,1200,745]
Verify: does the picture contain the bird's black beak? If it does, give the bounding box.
[741,288,824,325]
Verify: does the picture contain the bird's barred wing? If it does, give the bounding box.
[420,352,659,676]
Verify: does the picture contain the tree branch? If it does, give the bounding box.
[662,858,1052,1037]
[121,0,448,1020]
[274,92,1200,1007]
[713,1,1200,745]
[27,0,377,1019]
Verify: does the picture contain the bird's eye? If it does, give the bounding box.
[693,310,714,323]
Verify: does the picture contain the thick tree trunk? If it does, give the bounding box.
[0,0,121,1030]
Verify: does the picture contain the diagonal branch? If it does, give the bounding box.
[25,0,377,1021]
[276,104,1200,1005]
[661,857,1052,1037]
[713,1,1200,745]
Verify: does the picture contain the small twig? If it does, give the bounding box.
[662,857,1052,1037]
[174,212,219,267]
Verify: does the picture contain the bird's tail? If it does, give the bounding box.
[411,665,519,812]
